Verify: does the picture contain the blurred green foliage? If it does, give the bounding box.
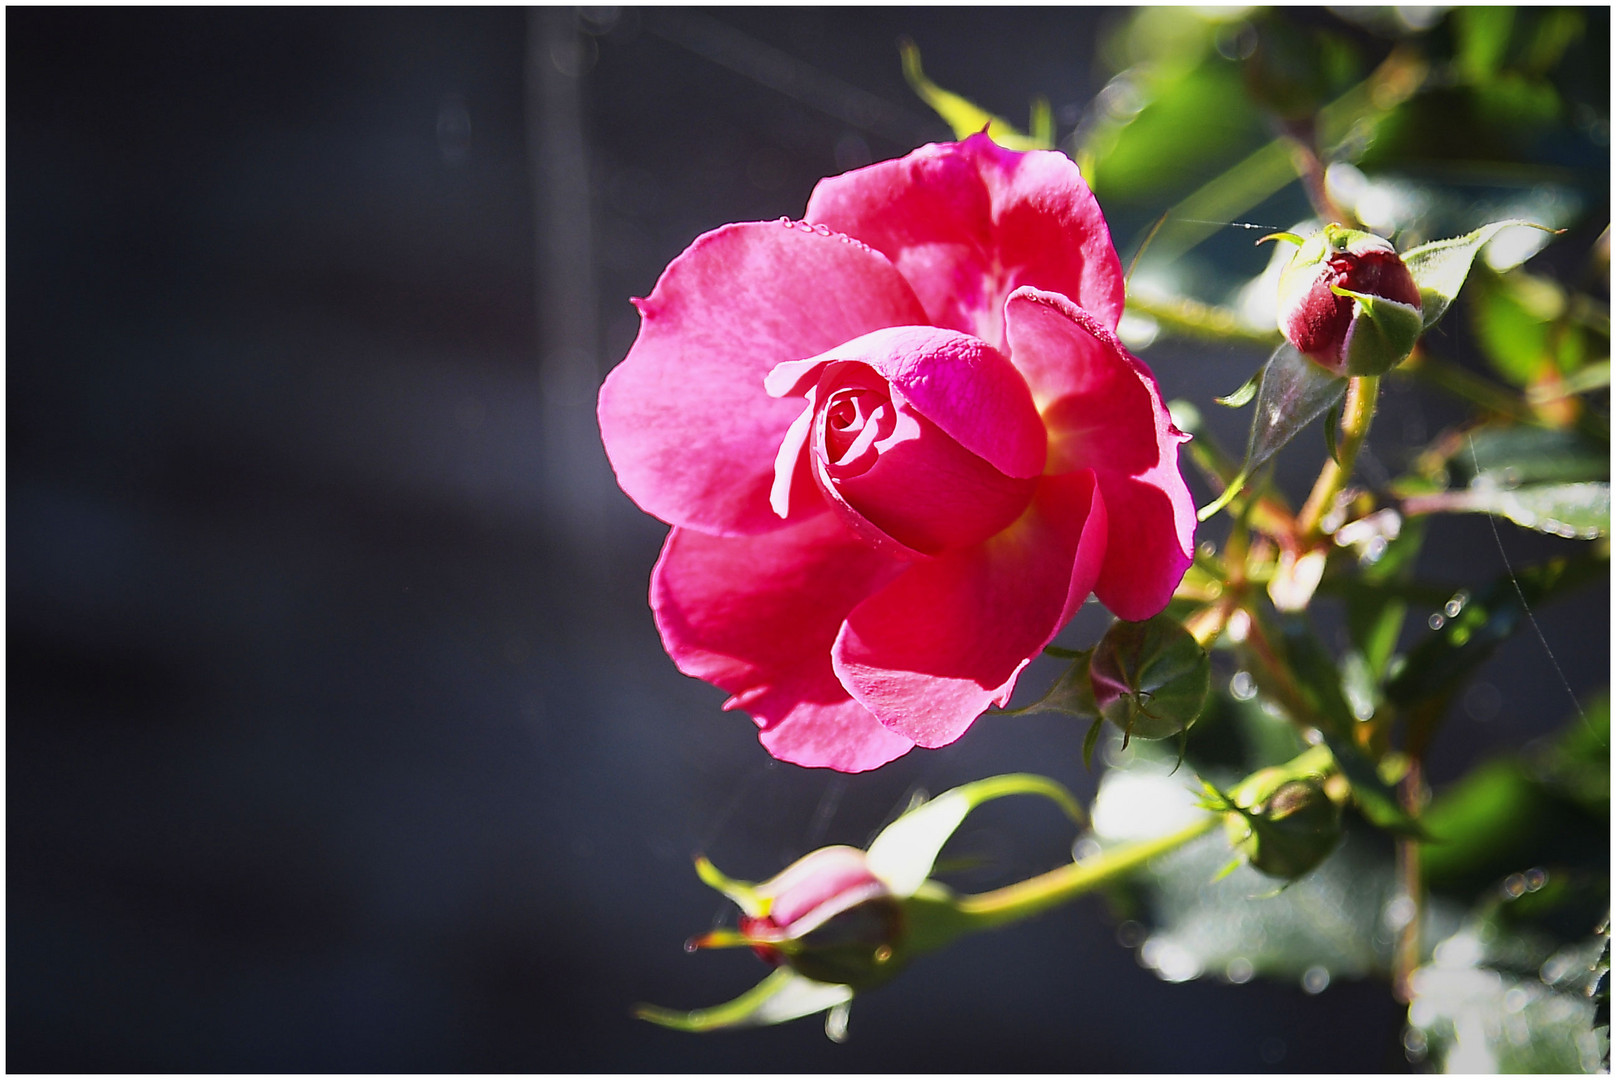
[905,5,1608,1071]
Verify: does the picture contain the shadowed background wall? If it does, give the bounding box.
[8,7,1607,1071]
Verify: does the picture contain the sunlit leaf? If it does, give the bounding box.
[1407,889,1609,1073]
[636,968,853,1033]
[865,774,1082,898]
[1406,482,1610,539]
[1401,220,1561,332]
[899,39,1049,150]
[1198,343,1347,520]
[1454,424,1609,488]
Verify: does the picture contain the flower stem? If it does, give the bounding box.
[1296,374,1380,542]
[952,815,1218,929]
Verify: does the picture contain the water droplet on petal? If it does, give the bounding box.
[813,223,832,236]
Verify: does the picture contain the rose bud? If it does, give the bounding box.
[1273,224,1423,376]
[690,847,908,991]
[1220,769,1343,880]
[1088,613,1210,745]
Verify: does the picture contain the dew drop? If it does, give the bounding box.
[1230,671,1258,701]
[824,1000,851,1043]
[1301,965,1331,994]
[1444,590,1469,618]
[1524,867,1547,892]
[682,937,700,953]
[777,216,793,228]
[1428,613,1446,630]
[1225,957,1254,984]
[1363,535,1388,564]
[1503,872,1527,899]
[813,223,832,236]
[796,221,814,233]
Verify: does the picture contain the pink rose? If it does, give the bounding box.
[598,134,1195,772]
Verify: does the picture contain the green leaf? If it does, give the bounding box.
[1342,515,1428,677]
[1198,343,1348,520]
[1121,823,1423,983]
[1407,894,1610,1073]
[1408,482,1610,539]
[1401,220,1561,332]
[1453,424,1610,488]
[635,968,853,1033]
[864,774,1082,897]
[899,40,1049,150]
[1385,553,1609,712]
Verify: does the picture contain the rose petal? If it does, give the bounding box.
[832,470,1107,748]
[1004,288,1195,620]
[651,516,914,771]
[805,133,1124,352]
[806,361,1038,555]
[598,221,930,536]
[772,325,1046,479]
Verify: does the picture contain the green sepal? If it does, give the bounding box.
[1215,368,1261,408]
[865,774,1083,898]
[1401,219,1562,332]
[1081,716,1105,770]
[1332,284,1424,376]
[1002,648,1097,719]
[693,855,766,917]
[1199,343,1348,521]
[635,968,853,1033]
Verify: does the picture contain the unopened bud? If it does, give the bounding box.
[1274,224,1422,376]
[1221,769,1343,880]
[1089,615,1211,744]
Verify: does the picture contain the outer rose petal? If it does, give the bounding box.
[650,516,914,771]
[805,133,1124,352]
[598,221,930,536]
[1003,288,1196,620]
[832,471,1107,748]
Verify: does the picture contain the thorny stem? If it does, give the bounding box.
[954,815,1218,928]
[1297,375,1381,543]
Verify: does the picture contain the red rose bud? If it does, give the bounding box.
[1274,224,1423,376]
[694,847,907,990]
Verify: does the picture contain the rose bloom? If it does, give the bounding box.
[598,134,1195,771]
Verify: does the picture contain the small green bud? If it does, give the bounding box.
[1089,615,1210,744]
[1221,769,1343,880]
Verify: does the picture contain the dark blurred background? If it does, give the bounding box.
[8,7,1607,1072]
